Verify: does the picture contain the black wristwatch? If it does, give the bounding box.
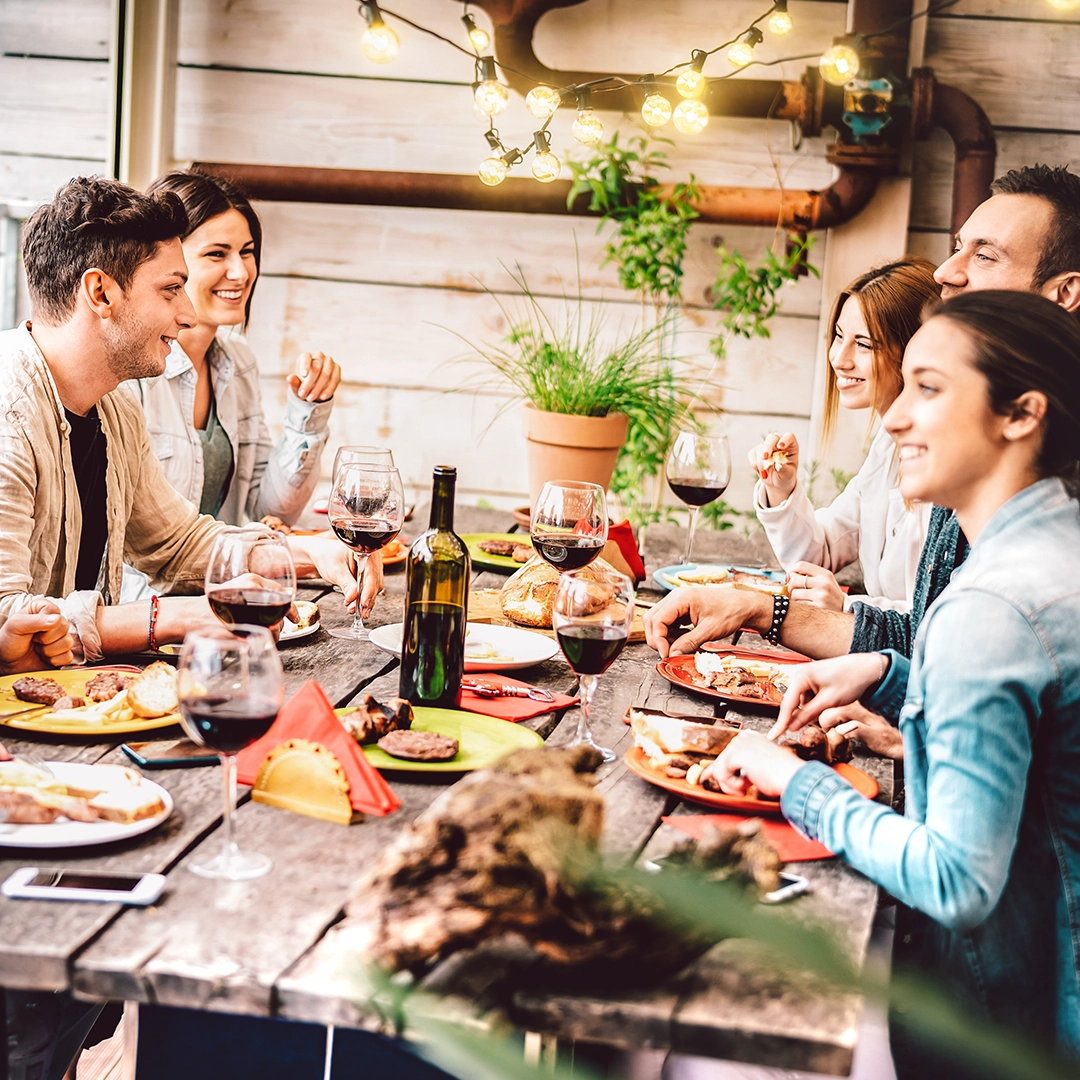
[764,593,790,645]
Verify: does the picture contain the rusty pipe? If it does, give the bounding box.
[192,160,880,230]
[933,84,996,237]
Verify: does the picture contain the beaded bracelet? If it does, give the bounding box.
[147,594,162,654]
[763,593,790,645]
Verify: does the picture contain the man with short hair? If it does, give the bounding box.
[0,176,371,660]
[645,163,1080,661]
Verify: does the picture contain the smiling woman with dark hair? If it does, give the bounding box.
[706,290,1080,1076]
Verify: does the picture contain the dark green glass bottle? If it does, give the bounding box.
[398,466,470,708]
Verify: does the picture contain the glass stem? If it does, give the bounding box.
[220,753,238,864]
[683,506,700,564]
[352,554,368,632]
[576,674,598,745]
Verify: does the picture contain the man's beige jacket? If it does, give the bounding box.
[0,324,223,659]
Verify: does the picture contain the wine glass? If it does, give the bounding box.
[177,626,284,880]
[332,445,394,479]
[665,431,732,565]
[328,463,405,640]
[530,480,608,572]
[205,528,297,629]
[553,567,634,763]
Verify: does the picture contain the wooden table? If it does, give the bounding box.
[0,507,891,1077]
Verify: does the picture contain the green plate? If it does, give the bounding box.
[461,532,533,573]
[334,706,542,772]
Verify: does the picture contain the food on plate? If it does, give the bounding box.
[629,707,741,766]
[377,729,459,762]
[260,514,291,534]
[52,695,86,710]
[478,538,534,564]
[463,637,514,664]
[12,676,68,705]
[288,600,320,631]
[53,763,141,800]
[691,652,793,704]
[500,556,619,629]
[784,721,853,764]
[85,671,133,701]
[339,694,413,744]
[0,790,65,824]
[127,661,179,719]
[0,759,65,794]
[666,566,730,586]
[88,785,166,824]
[664,566,786,595]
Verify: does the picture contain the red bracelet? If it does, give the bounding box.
[147,594,162,654]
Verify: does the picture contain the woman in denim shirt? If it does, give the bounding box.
[705,291,1080,1075]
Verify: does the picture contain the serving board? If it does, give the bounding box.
[467,589,647,644]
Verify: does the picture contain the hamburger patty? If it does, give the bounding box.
[85,671,132,702]
[377,730,460,762]
[12,676,66,705]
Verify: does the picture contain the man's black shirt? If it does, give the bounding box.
[65,406,108,592]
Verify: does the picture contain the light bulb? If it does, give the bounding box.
[641,92,672,128]
[672,99,709,135]
[474,79,509,116]
[676,68,707,99]
[1048,0,1080,10]
[526,86,561,120]
[532,150,561,183]
[727,40,754,67]
[360,20,399,62]
[478,156,509,186]
[468,24,490,51]
[572,109,604,146]
[768,8,794,34]
[819,44,861,86]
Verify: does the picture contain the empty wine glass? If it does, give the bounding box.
[328,463,405,640]
[205,528,297,629]
[530,480,608,572]
[332,445,394,479]
[178,625,284,880]
[553,567,634,763]
[666,432,732,564]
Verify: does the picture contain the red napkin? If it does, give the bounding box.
[608,519,646,583]
[460,673,577,722]
[236,680,400,816]
[662,813,833,862]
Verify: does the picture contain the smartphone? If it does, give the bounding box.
[2,867,166,905]
[121,739,217,769]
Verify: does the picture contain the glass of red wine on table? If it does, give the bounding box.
[177,625,284,880]
[553,567,634,763]
[530,480,608,571]
[205,528,297,629]
[665,431,732,565]
[328,463,405,641]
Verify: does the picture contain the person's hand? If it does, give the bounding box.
[286,351,341,403]
[701,730,804,799]
[643,586,770,658]
[0,599,75,673]
[768,652,887,741]
[786,561,846,611]
[358,549,384,619]
[819,701,904,760]
[749,432,799,506]
[286,535,382,619]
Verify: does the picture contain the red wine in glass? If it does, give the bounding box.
[534,535,606,570]
[555,625,628,676]
[667,479,729,507]
[179,695,280,755]
[330,519,401,553]
[207,589,292,628]
[665,432,732,564]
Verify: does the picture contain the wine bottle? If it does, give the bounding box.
[398,466,470,708]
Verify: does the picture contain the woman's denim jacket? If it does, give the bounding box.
[781,478,1080,1056]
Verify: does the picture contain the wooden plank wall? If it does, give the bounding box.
[2,0,1077,509]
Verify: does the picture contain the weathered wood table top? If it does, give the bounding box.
[0,506,891,1075]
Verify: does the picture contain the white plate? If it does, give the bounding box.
[0,763,173,849]
[279,619,320,643]
[368,622,560,672]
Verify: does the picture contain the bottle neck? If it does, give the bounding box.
[429,473,456,531]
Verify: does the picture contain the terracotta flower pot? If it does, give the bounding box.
[524,405,630,504]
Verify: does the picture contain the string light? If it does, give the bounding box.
[478,136,523,186]
[728,27,763,68]
[676,50,708,98]
[461,12,490,53]
[473,56,509,116]
[572,90,604,146]
[819,42,861,85]
[526,86,562,120]
[1047,0,1080,10]
[640,78,672,128]
[359,1,399,62]
[673,99,709,134]
[768,0,794,35]
[531,130,561,183]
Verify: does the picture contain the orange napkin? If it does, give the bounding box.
[236,680,400,816]
[460,673,577,722]
[662,813,833,862]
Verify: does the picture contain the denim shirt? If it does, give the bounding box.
[781,478,1080,1056]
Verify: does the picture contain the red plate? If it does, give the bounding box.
[655,648,809,707]
[625,745,879,815]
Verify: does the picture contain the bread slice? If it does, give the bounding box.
[128,661,179,718]
[88,785,165,824]
[56,763,141,800]
[629,709,740,756]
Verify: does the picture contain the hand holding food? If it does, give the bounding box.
[768,652,888,740]
[820,701,903,759]
[749,432,799,505]
[285,350,341,403]
[643,586,769,658]
[702,730,805,799]
[785,561,846,611]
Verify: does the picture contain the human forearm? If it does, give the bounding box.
[739,598,855,660]
[96,596,217,653]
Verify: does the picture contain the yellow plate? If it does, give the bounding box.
[0,669,182,735]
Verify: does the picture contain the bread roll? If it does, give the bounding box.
[128,661,179,718]
[499,555,620,629]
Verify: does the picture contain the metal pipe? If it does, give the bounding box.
[932,81,997,237]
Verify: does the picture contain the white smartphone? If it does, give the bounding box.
[1,867,166,905]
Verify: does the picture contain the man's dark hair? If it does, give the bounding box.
[990,164,1080,289]
[22,176,188,325]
